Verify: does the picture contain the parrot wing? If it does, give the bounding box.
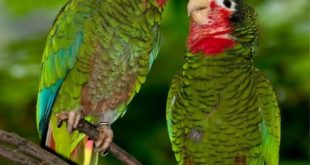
[166,70,184,162]
[36,3,85,140]
[255,71,281,165]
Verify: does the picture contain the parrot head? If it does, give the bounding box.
[187,0,258,55]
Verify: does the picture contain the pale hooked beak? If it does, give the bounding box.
[187,0,211,25]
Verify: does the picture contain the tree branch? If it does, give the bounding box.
[76,119,142,165]
[0,120,142,165]
[0,130,69,165]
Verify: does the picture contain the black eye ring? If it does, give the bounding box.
[223,0,232,8]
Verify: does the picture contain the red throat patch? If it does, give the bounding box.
[187,1,236,56]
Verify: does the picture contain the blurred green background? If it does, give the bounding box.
[0,0,308,164]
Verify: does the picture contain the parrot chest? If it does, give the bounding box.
[184,68,262,136]
[75,4,160,120]
[80,53,138,117]
[172,59,264,163]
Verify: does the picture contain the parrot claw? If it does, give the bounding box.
[95,122,113,155]
[55,110,83,134]
[55,112,68,128]
[57,119,63,128]
[100,150,109,157]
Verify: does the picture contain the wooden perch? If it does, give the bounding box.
[76,119,142,165]
[0,130,69,165]
[0,120,142,165]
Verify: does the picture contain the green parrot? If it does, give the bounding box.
[166,0,280,164]
[36,0,167,164]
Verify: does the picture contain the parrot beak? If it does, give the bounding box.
[187,0,211,25]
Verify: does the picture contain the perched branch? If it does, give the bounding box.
[0,130,69,165]
[76,119,142,165]
[0,120,141,165]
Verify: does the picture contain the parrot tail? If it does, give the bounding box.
[70,138,98,165]
[45,126,98,165]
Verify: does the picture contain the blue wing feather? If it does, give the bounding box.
[36,32,83,139]
[37,79,64,138]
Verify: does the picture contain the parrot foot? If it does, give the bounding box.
[55,110,83,134]
[95,122,113,156]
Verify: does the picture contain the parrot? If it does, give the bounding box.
[166,0,280,164]
[36,0,167,164]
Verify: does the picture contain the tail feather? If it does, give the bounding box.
[83,140,95,165]
[45,123,55,149]
[69,137,98,165]
[45,123,98,165]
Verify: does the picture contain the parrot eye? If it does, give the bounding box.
[223,0,232,8]
[215,0,236,11]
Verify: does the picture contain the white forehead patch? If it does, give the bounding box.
[214,0,237,12]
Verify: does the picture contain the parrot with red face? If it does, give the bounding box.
[36,0,167,164]
[166,0,280,164]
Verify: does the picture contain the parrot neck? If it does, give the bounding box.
[185,44,254,74]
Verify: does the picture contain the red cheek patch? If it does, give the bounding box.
[187,1,236,56]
